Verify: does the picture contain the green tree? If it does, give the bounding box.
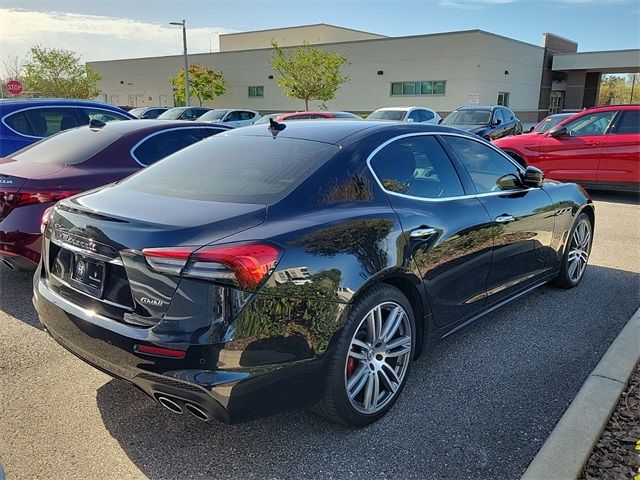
[598,74,634,105]
[270,41,348,110]
[171,63,225,107]
[23,46,101,98]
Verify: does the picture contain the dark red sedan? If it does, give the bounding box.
[0,120,230,270]
[494,105,639,191]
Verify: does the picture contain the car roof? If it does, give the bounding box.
[222,119,473,145]
[455,106,496,111]
[0,99,129,113]
[85,119,232,135]
[374,106,427,112]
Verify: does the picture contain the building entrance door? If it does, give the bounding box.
[550,91,565,113]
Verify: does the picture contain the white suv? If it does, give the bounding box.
[367,106,441,124]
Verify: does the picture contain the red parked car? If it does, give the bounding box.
[494,105,639,191]
[0,120,230,271]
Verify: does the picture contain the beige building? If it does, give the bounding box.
[90,24,640,122]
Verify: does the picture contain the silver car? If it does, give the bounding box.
[198,109,261,127]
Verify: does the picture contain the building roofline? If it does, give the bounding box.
[219,23,387,39]
[542,32,578,45]
[554,48,640,56]
[88,27,545,65]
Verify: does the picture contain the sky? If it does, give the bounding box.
[1,0,639,69]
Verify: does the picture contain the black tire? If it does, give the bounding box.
[553,212,593,289]
[312,284,416,427]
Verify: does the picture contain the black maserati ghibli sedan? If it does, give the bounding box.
[34,120,594,426]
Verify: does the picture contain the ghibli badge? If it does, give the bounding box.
[140,296,165,307]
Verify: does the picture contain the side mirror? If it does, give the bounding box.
[406,118,415,123]
[547,126,567,138]
[497,173,523,190]
[528,126,535,133]
[522,166,544,188]
[493,118,502,126]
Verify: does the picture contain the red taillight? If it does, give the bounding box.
[142,243,282,290]
[134,344,186,359]
[0,189,80,208]
[40,206,54,234]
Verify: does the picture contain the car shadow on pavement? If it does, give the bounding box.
[95,263,640,480]
[0,268,42,330]
[588,190,639,205]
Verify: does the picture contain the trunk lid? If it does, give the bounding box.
[44,188,267,326]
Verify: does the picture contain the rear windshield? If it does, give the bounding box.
[157,108,187,119]
[11,127,120,165]
[118,135,341,204]
[442,110,491,126]
[199,110,228,121]
[367,110,405,121]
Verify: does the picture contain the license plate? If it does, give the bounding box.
[70,254,105,297]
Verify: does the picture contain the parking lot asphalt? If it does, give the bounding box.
[1,191,639,480]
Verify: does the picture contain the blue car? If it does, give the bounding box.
[0,99,135,156]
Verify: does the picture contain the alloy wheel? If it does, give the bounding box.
[344,301,412,414]
[567,219,591,282]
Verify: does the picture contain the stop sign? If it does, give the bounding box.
[6,80,23,95]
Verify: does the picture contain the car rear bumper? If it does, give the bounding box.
[0,231,40,271]
[33,273,327,423]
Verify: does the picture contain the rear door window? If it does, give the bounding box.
[612,110,640,134]
[119,135,340,204]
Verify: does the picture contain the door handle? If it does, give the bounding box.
[495,215,516,224]
[410,227,438,239]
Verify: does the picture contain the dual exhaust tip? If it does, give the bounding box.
[157,395,209,421]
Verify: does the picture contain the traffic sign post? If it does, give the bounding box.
[6,80,23,96]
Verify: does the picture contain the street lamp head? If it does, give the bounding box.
[169,21,185,26]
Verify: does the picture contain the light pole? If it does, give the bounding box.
[170,19,190,106]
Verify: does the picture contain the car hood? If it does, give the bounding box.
[447,124,488,134]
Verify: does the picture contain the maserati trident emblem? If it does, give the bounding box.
[75,259,87,278]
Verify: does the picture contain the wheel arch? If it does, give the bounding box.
[347,270,432,360]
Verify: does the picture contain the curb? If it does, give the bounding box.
[521,306,640,480]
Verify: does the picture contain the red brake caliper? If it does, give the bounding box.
[347,349,357,378]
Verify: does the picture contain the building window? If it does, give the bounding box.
[497,92,510,106]
[390,81,446,96]
[248,86,264,98]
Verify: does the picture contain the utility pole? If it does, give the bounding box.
[170,20,190,106]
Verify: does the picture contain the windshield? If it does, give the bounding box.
[157,108,187,120]
[442,110,491,126]
[129,108,146,118]
[253,114,279,125]
[11,127,120,165]
[119,135,341,204]
[367,110,406,121]
[199,110,229,121]
[533,114,572,133]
